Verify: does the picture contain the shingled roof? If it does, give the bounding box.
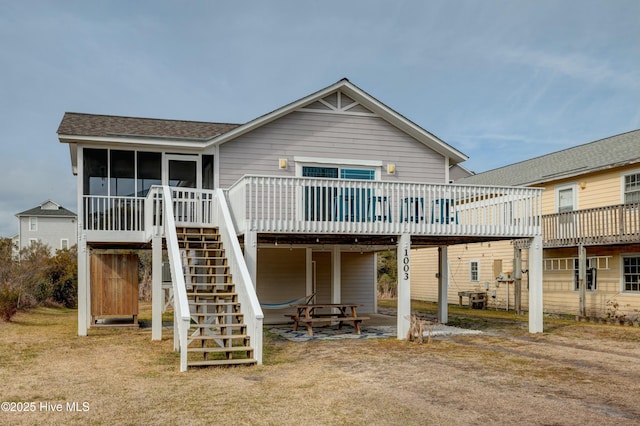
[16,201,76,218]
[459,129,640,186]
[57,112,241,141]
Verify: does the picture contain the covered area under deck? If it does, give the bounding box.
[239,231,544,339]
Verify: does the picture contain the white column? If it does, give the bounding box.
[397,233,411,339]
[437,246,449,324]
[332,246,341,304]
[77,236,88,336]
[151,235,163,341]
[528,235,544,333]
[244,231,258,288]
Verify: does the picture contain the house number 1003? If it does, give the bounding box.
[403,249,410,280]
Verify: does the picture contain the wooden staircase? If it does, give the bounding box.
[176,226,256,367]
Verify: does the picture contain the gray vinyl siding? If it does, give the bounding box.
[256,248,307,324]
[219,111,445,187]
[18,216,77,254]
[341,252,375,313]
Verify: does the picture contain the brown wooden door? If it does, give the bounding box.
[91,253,139,318]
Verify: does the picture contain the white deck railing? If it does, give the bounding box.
[160,186,191,372]
[227,176,542,238]
[212,188,264,364]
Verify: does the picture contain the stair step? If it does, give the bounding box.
[187,292,236,298]
[190,323,246,329]
[187,346,253,354]
[189,334,248,341]
[187,358,256,367]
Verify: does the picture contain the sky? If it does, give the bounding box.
[1,0,638,237]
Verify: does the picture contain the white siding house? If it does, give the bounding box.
[57,78,543,370]
[15,200,77,254]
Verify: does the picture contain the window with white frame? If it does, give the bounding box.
[61,239,69,250]
[623,172,640,204]
[29,217,37,231]
[29,238,38,246]
[622,255,640,293]
[300,163,378,222]
[470,260,479,282]
[556,185,576,213]
[573,258,597,291]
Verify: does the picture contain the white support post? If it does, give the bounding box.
[244,231,258,288]
[437,246,449,324]
[151,235,163,341]
[397,234,411,339]
[332,246,341,304]
[77,236,88,336]
[528,235,544,333]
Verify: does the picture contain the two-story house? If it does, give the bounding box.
[411,130,640,320]
[57,79,543,370]
[15,200,77,254]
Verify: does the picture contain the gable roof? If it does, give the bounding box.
[206,78,468,164]
[16,200,76,218]
[459,129,640,186]
[57,78,468,167]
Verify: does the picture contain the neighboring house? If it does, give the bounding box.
[412,130,640,320]
[57,78,543,370]
[15,200,77,254]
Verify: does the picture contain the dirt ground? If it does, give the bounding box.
[2,304,640,425]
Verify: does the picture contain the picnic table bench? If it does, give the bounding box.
[286,303,370,336]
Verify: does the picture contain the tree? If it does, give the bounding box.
[377,250,397,298]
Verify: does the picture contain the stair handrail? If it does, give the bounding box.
[161,186,191,372]
[213,188,264,364]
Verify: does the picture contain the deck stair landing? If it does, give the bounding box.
[176,226,256,367]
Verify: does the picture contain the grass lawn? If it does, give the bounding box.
[1,302,640,425]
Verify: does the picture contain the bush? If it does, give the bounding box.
[0,238,78,318]
[0,283,20,321]
[47,246,78,308]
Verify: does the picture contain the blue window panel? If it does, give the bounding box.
[340,169,375,180]
[303,167,338,178]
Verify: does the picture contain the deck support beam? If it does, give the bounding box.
[332,246,341,304]
[578,244,587,317]
[397,233,411,339]
[77,236,89,336]
[437,246,449,324]
[528,235,543,333]
[151,235,163,340]
[244,231,258,288]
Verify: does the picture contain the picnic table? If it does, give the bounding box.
[286,303,370,336]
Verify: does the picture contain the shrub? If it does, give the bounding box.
[0,282,20,321]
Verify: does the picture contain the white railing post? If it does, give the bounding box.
[215,188,264,364]
[161,186,192,372]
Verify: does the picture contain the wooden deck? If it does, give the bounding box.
[543,203,640,247]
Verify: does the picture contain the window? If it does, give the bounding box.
[301,165,376,222]
[557,186,576,213]
[623,256,640,293]
[573,259,597,291]
[470,260,479,282]
[137,151,162,196]
[60,239,69,250]
[29,217,37,231]
[84,149,165,196]
[29,238,38,246]
[623,172,640,204]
